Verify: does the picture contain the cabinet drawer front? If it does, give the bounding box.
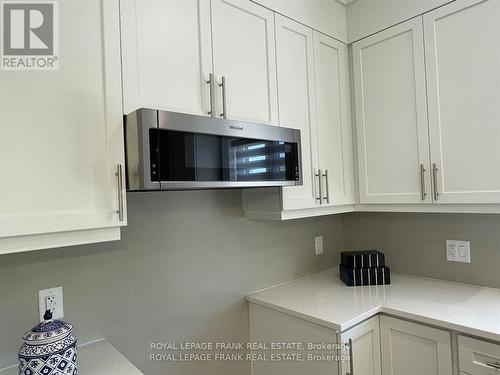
[459,335,500,374]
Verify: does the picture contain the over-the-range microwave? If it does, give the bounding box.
[124,109,302,191]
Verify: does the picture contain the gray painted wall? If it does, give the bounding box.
[343,212,500,288]
[0,191,343,374]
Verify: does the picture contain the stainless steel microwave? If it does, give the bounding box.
[124,109,302,191]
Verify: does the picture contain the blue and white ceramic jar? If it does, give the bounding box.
[18,311,78,375]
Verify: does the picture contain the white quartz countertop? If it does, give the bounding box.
[0,339,142,375]
[246,269,500,341]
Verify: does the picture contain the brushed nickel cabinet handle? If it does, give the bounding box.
[420,164,427,201]
[432,163,439,201]
[486,361,500,369]
[315,170,323,204]
[219,76,227,119]
[322,169,330,204]
[116,164,124,221]
[346,338,354,375]
[207,73,216,117]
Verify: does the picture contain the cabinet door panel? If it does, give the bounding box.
[211,0,278,125]
[250,303,340,375]
[275,15,319,210]
[424,0,500,203]
[341,316,382,375]
[314,32,356,206]
[0,0,125,242]
[353,18,431,204]
[380,316,452,375]
[120,0,212,116]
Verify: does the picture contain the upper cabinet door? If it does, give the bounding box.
[211,0,278,125]
[275,15,319,210]
[353,18,431,204]
[424,0,500,204]
[314,32,356,206]
[120,0,213,115]
[0,0,125,251]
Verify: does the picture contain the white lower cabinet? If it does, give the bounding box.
[458,335,500,375]
[249,304,500,375]
[380,316,453,375]
[341,316,382,375]
[249,303,341,375]
[0,0,126,254]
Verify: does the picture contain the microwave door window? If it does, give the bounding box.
[231,140,287,182]
[156,129,297,183]
[158,130,224,182]
[193,134,223,181]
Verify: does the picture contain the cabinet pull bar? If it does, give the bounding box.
[346,338,354,375]
[116,164,124,221]
[219,76,227,119]
[420,164,427,201]
[315,170,323,204]
[207,73,216,117]
[432,163,439,201]
[486,361,500,369]
[322,169,330,204]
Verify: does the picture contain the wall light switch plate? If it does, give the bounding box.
[39,286,64,322]
[446,240,471,263]
[315,236,324,255]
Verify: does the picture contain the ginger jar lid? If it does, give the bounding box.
[19,310,76,358]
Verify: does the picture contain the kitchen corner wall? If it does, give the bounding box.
[343,212,500,289]
[0,191,343,375]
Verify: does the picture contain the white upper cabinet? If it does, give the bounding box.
[380,316,453,375]
[424,0,500,204]
[211,0,278,125]
[341,316,382,375]
[353,18,431,204]
[120,0,213,116]
[314,32,356,206]
[0,0,126,254]
[275,14,319,210]
[242,16,357,219]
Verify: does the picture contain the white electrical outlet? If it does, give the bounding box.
[39,286,64,322]
[315,236,324,255]
[446,240,471,263]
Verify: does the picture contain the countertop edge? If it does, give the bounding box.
[246,270,500,342]
[246,295,343,332]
